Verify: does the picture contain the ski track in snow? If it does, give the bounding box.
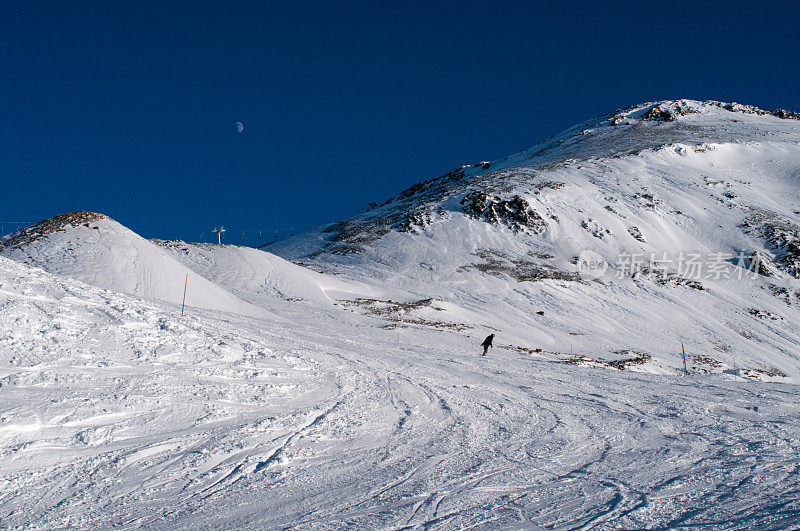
[1,258,799,529]
[4,101,800,528]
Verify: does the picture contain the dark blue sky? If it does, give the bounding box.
[2,1,798,243]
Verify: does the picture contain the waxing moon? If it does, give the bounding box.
[235,121,244,133]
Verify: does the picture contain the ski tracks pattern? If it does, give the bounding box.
[2,263,800,529]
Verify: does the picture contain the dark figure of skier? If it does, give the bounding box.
[480,334,495,356]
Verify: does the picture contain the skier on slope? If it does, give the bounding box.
[480,334,495,356]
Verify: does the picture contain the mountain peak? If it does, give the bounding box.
[0,211,107,251]
[268,99,800,260]
[610,99,800,125]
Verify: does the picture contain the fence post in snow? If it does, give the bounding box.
[181,273,188,316]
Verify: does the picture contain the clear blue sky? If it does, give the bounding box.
[2,1,798,243]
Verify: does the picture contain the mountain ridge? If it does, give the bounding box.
[3,98,800,382]
[267,99,800,259]
[263,98,800,381]
[0,211,267,316]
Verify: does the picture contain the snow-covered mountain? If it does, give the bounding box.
[3,99,800,528]
[0,211,265,316]
[268,99,800,381]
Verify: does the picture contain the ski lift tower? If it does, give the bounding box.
[212,226,226,245]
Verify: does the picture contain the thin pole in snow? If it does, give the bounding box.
[181,273,188,316]
[681,342,687,376]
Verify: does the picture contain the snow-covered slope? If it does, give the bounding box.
[0,256,331,526]
[4,99,800,528]
[152,239,378,306]
[0,212,264,316]
[2,254,800,528]
[269,99,800,381]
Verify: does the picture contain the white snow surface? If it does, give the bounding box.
[0,215,263,316]
[2,255,800,529]
[2,100,800,528]
[152,239,380,306]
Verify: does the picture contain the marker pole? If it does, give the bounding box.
[681,342,687,376]
[181,273,188,316]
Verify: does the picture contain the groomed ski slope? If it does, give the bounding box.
[1,256,799,529]
[3,100,800,528]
